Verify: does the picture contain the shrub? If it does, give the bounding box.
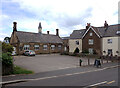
[2,53,13,66]
[82,50,89,54]
[2,42,13,53]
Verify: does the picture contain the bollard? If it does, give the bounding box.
[101,58,103,64]
[79,59,82,66]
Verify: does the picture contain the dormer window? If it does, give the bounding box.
[90,33,93,36]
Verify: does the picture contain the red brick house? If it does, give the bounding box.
[82,23,102,55]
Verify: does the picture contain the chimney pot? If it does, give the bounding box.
[13,22,17,32]
[86,23,91,29]
[104,21,108,28]
[56,29,59,36]
[47,31,49,34]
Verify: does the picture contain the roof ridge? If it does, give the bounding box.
[95,24,120,28]
[17,31,37,34]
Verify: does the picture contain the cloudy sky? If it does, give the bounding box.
[0,0,119,41]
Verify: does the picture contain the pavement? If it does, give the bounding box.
[2,61,119,85]
[13,54,109,73]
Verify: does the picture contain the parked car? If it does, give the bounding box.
[24,50,36,56]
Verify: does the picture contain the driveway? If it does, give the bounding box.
[13,54,108,73]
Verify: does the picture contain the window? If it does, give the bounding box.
[108,49,112,55]
[108,39,112,43]
[24,45,30,50]
[34,45,39,50]
[64,46,67,51]
[51,45,55,50]
[89,39,93,45]
[58,45,62,50]
[89,48,93,54]
[43,45,47,50]
[19,47,23,51]
[76,41,79,45]
[90,33,93,36]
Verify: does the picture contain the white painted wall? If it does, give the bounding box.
[69,39,82,53]
[102,36,120,56]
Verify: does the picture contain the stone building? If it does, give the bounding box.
[10,22,63,55]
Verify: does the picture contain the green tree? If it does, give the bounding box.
[2,42,13,53]
[1,41,14,75]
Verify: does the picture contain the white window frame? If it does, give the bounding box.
[64,46,67,51]
[43,45,47,50]
[34,45,39,50]
[107,39,112,44]
[89,39,93,45]
[89,48,93,54]
[51,45,55,50]
[24,45,30,50]
[90,32,93,36]
[58,45,62,50]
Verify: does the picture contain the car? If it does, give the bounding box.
[24,50,36,56]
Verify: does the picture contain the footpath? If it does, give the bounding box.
[1,62,120,85]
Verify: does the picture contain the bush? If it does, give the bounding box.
[2,42,13,53]
[2,52,13,75]
[2,53,13,66]
[82,50,89,54]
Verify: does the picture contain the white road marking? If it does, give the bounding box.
[88,81,107,87]
[1,65,119,85]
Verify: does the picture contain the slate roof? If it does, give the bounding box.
[62,37,70,39]
[70,29,86,39]
[70,24,120,39]
[16,31,63,43]
[96,24,120,37]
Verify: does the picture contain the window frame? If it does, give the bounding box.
[43,45,48,50]
[90,32,93,36]
[88,39,93,45]
[107,39,112,44]
[24,45,30,50]
[51,45,55,50]
[58,45,62,50]
[34,45,40,51]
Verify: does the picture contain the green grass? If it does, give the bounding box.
[13,65,34,74]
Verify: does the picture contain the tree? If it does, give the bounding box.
[2,42,13,53]
[1,41,14,75]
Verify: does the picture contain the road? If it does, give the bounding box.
[3,66,119,87]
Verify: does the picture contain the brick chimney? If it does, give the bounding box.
[86,23,91,29]
[47,31,49,34]
[56,29,59,36]
[13,22,17,32]
[104,21,108,28]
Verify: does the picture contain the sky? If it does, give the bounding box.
[0,0,119,41]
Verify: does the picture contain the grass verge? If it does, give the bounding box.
[12,65,34,74]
